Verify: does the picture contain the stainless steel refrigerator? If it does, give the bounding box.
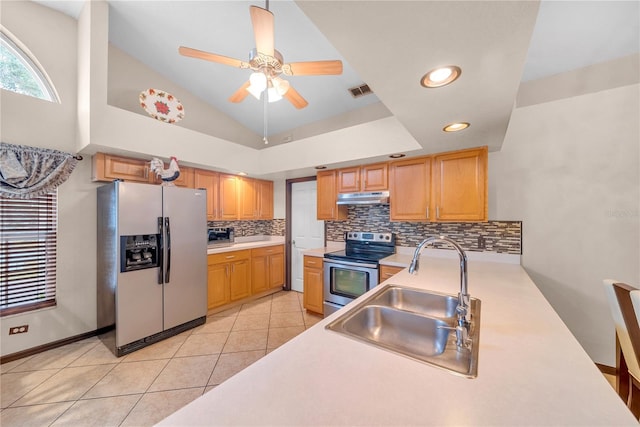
[97,181,207,356]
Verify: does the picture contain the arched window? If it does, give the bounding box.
[0,30,59,103]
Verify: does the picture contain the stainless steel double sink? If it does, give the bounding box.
[325,284,481,378]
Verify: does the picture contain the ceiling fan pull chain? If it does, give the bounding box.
[263,91,269,144]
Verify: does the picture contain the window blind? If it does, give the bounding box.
[0,191,57,316]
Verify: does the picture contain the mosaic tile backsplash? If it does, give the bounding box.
[207,219,285,237]
[326,205,522,254]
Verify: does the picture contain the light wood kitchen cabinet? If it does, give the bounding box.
[238,178,274,220]
[379,265,404,283]
[337,163,389,193]
[316,170,347,220]
[151,165,195,188]
[195,169,220,221]
[303,256,324,315]
[219,173,240,220]
[92,152,152,183]
[433,146,488,222]
[238,177,257,220]
[251,245,284,294]
[207,250,251,310]
[389,156,432,221]
[256,179,274,220]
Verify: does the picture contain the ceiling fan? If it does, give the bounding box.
[178,3,343,110]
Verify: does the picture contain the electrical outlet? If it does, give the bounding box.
[477,236,486,249]
[9,325,29,335]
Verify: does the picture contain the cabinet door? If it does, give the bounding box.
[208,262,230,309]
[150,164,195,188]
[195,170,219,221]
[303,265,324,315]
[337,167,361,193]
[93,153,151,183]
[229,259,251,301]
[251,255,269,294]
[317,170,347,220]
[269,252,285,289]
[257,180,274,220]
[219,174,239,220]
[379,265,404,283]
[433,147,487,222]
[238,177,258,220]
[362,162,389,191]
[389,157,431,221]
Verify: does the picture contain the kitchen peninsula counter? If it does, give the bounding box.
[158,255,635,426]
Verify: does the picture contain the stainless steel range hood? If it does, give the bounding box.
[336,191,390,205]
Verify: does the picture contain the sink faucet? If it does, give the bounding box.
[409,236,471,348]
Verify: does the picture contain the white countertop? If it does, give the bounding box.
[158,256,636,426]
[207,236,285,255]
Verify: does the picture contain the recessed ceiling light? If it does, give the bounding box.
[421,66,461,88]
[389,153,406,159]
[443,122,470,132]
[315,165,327,170]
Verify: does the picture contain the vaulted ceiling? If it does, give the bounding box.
[33,1,640,154]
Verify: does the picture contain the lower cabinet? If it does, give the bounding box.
[303,256,324,315]
[379,265,404,283]
[207,250,251,310]
[251,245,284,294]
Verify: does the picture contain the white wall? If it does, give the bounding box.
[1,2,101,356]
[490,83,640,365]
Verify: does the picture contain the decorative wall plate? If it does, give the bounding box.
[139,88,185,123]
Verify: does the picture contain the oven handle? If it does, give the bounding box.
[323,259,378,270]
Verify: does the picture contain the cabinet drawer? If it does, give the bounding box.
[208,249,251,265]
[304,256,323,269]
[251,244,284,257]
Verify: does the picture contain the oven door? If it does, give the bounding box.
[323,259,379,308]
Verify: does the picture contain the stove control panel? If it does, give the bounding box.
[345,231,394,243]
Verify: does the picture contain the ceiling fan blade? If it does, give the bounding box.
[282,60,343,76]
[229,81,251,103]
[179,46,249,68]
[283,85,308,109]
[250,6,274,56]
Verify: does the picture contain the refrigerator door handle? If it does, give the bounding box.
[157,217,164,284]
[165,217,171,283]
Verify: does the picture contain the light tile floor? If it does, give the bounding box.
[0,291,321,427]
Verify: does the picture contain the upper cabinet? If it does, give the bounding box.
[317,170,348,221]
[92,153,152,183]
[432,146,487,222]
[194,169,220,221]
[389,156,431,221]
[337,163,388,193]
[218,173,240,220]
[239,177,274,220]
[94,152,275,222]
[150,166,194,188]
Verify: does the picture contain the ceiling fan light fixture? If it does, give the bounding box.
[267,86,282,103]
[247,72,267,99]
[421,65,461,88]
[443,122,470,132]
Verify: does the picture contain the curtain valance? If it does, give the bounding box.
[0,142,79,199]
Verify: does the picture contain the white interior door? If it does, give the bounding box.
[291,180,324,292]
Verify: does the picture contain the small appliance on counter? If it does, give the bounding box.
[208,227,235,247]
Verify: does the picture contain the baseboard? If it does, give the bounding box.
[596,362,616,376]
[0,327,110,365]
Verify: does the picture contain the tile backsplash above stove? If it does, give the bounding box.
[326,205,521,255]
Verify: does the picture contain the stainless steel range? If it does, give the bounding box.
[323,231,395,317]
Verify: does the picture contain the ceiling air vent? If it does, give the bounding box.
[348,84,373,98]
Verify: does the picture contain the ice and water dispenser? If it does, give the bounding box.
[120,234,159,272]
